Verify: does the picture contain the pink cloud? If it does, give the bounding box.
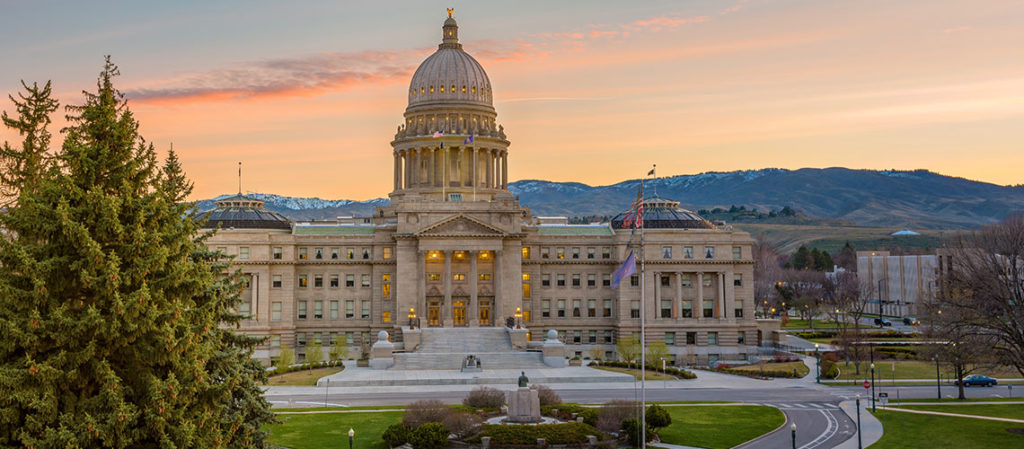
[630,15,710,30]
[943,26,972,33]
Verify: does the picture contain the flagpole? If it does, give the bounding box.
[640,170,647,448]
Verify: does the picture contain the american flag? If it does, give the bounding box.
[432,130,444,138]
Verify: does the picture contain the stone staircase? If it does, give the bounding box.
[392,327,547,370]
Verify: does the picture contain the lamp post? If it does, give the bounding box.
[348,428,354,449]
[408,308,416,329]
[856,394,863,449]
[790,423,797,449]
[870,363,876,413]
[933,355,941,400]
[514,307,523,329]
[815,343,821,384]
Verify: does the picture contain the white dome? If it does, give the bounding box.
[407,17,493,109]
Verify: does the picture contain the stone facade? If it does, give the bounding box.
[204,13,771,367]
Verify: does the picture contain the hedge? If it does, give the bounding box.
[541,404,597,426]
[595,361,696,379]
[267,359,344,375]
[481,422,604,445]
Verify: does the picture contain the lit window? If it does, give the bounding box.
[440,85,444,92]
[383,247,392,259]
[382,274,392,299]
[472,86,476,94]
[298,275,307,288]
[462,85,466,93]
[522,247,531,259]
[479,273,491,280]
[556,248,565,259]
[383,311,391,323]
[453,273,466,281]
[298,248,307,260]
[430,86,434,93]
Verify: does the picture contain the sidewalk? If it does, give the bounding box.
[833,399,883,449]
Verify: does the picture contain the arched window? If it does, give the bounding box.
[420,87,425,94]
[440,85,444,93]
[429,86,434,93]
[462,85,466,93]
[451,84,455,93]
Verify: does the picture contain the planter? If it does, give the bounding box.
[568,359,582,366]
[357,359,370,367]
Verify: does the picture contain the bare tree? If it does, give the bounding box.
[824,272,873,376]
[776,269,824,326]
[753,234,783,316]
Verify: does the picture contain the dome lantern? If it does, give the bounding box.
[441,9,460,49]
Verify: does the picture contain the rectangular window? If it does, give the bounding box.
[572,330,581,343]
[361,301,370,319]
[602,247,611,259]
[686,332,696,345]
[522,273,531,298]
[571,274,581,287]
[427,273,441,281]
[313,333,323,345]
[330,275,339,288]
[452,273,466,281]
[346,274,355,287]
[362,248,370,260]
[571,247,580,259]
[557,299,566,318]
[361,274,371,288]
[299,247,308,260]
[383,311,391,323]
[556,248,565,259]
[541,247,550,259]
[587,274,596,287]
[383,247,392,259]
[330,300,339,320]
[681,274,692,287]
[630,301,640,319]
[314,301,323,319]
[734,274,743,287]
[272,275,282,288]
[661,299,672,318]
[703,277,713,288]
[734,300,744,318]
[331,247,340,259]
[707,332,719,346]
[665,332,675,346]
[297,301,307,319]
[297,332,306,346]
[271,302,282,321]
[329,332,338,344]
[542,274,550,287]
[733,247,742,260]
[479,273,491,281]
[523,304,531,322]
[273,247,282,260]
[703,300,714,318]
[630,275,639,287]
[704,246,715,259]
[683,246,693,259]
[587,247,595,259]
[298,275,308,288]
[239,247,250,260]
[587,299,596,317]
[662,246,672,259]
[572,299,581,317]
[589,330,597,343]
[345,300,354,319]
[556,274,566,287]
[604,330,613,343]
[382,274,392,299]
[603,299,612,317]
[603,275,611,287]
[661,275,671,287]
[738,331,746,345]
[270,335,281,349]
[345,332,354,345]
[682,300,693,318]
[314,247,324,259]
[522,246,531,259]
[542,300,551,318]
[314,274,323,288]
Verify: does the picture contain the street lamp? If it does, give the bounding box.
[348,428,355,449]
[815,343,821,384]
[514,307,523,329]
[856,394,863,449]
[790,423,797,449]
[933,355,941,400]
[408,308,416,329]
[870,363,876,413]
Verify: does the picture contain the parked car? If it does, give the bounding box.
[902,317,920,325]
[874,317,892,327]
[954,374,998,387]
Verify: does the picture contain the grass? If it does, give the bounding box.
[595,366,679,381]
[658,405,784,449]
[897,397,1024,403]
[870,409,1024,448]
[827,360,1021,382]
[727,361,810,378]
[782,319,841,329]
[265,367,343,386]
[896,404,1024,420]
[267,410,403,449]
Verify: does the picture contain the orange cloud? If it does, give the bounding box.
[943,26,972,33]
[630,15,710,30]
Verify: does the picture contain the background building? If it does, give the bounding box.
[857,250,938,317]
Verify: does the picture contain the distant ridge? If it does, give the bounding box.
[197,168,1024,229]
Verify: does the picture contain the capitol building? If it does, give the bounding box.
[204,13,774,367]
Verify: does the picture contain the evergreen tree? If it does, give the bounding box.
[791,245,811,270]
[0,58,272,448]
[0,80,59,206]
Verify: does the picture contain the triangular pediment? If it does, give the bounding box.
[416,214,507,237]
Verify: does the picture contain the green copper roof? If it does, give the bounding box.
[294,226,376,236]
[536,225,613,236]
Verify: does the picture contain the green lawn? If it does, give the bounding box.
[828,360,1020,382]
[265,367,344,386]
[658,405,784,449]
[896,404,1024,420]
[727,361,809,378]
[268,411,403,449]
[870,409,1024,448]
[782,319,840,330]
[595,366,679,381]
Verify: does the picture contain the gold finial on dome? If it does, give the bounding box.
[447,8,453,18]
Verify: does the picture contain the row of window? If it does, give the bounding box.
[523,246,744,261]
[412,84,490,96]
[270,331,372,349]
[545,330,747,346]
[268,300,394,323]
[273,273,391,295]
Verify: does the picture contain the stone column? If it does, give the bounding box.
[428,148,436,187]
[494,249,503,324]
[470,250,479,326]
[453,147,462,188]
[725,268,735,321]
[719,272,726,319]
[653,271,661,319]
[444,250,453,326]
[696,272,704,321]
[675,272,683,319]
[485,150,493,188]
[501,151,508,189]
[404,150,411,190]
[418,250,426,324]
[470,147,477,188]
[393,153,400,190]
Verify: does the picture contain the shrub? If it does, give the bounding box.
[275,344,295,371]
[382,423,410,448]
[481,422,603,444]
[595,361,696,379]
[645,404,671,430]
[462,386,505,409]
[409,422,449,449]
[443,411,482,439]
[596,400,639,433]
[403,399,450,428]
[820,359,839,379]
[534,385,562,406]
[622,418,655,445]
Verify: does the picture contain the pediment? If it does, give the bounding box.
[416,214,507,237]
[427,286,442,296]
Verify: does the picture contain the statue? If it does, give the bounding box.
[518,371,529,388]
[447,8,454,18]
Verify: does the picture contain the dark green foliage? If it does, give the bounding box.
[541,404,597,426]
[269,359,344,375]
[645,404,671,430]
[0,80,58,205]
[0,58,273,447]
[409,422,449,449]
[481,422,604,444]
[382,423,410,448]
[622,418,655,446]
[820,359,840,379]
[463,386,505,409]
[595,360,697,379]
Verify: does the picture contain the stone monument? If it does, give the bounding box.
[507,371,541,423]
[369,330,395,370]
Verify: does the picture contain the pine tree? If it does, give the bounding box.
[0,80,59,206]
[0,57,273,448]
[791,245,811,270]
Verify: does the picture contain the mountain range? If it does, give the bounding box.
[198,168,1024,229]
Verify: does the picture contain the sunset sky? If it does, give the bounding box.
[2,0,1023,200]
